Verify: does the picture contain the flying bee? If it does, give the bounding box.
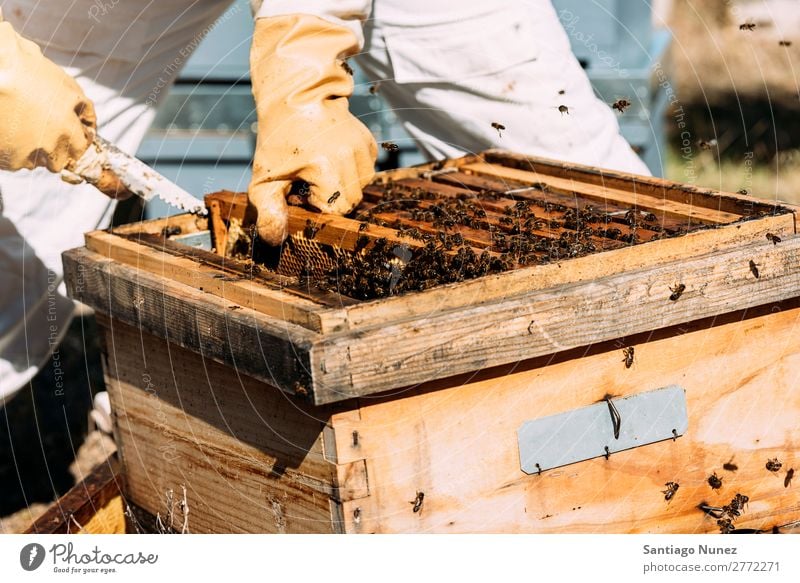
[558,104,570,116]
[491,122,506,137]
[749,259,760,279]
[327,191,341,205]
[779,40,792,47]
[368,81,381,94]
[708,472,723,490]
[622,346,635,368]
[662,481,680,501]
[723,458,738,472]
[785,468,795,488]
[381,142,400,152]
[766,457,783,472]
[669,283,686,301]
[739,22,756,31]
[766,232,781,245]
[410,491,425,513]
[340,60,354,75]
[558,89,565,95]
[612,98,631,113]
[697,138,718,150]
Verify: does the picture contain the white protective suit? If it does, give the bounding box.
[0,0,648,403]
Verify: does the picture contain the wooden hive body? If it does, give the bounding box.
[64,151,800,533]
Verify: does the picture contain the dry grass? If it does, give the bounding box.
[664,148,800,204]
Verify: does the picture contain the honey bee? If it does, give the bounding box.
[749,259,760,279]
[669,283,686,301]
[723,458,738,472]
[381,142,400,152]
[779,40,792,47]
[558,104,570,116]
[739,22,756,31]
[737,188,749,195]
[766,232,781,245]
[662,481,680,501]
[368,82,381,94]
[708,472,723,490]
[359,222,368,232]
[622,346,635,368]
[558,89,565,95]
[697,138,718,150]
[785,468,795,488]
[340,60,354,75]
[410,491,425,513]
[612,98,631,113]
[327,191,341,205]
[491,122,506,137]
[766,457,782,472]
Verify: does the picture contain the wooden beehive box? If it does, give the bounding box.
[64,150,800,533]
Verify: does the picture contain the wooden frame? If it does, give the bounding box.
[67,151,800,405]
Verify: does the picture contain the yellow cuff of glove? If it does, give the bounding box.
[0,21,95,172]
[247,14,377,246]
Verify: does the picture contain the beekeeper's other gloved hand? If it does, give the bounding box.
[0,19,95,173]
[247,14,377,246]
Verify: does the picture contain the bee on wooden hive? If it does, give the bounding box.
[785,468,795,488]
[739,22,756,31]
[749,259,760,279]
[662,481,680,501]
[622,346,635,368]
[766,457,782,472]
[738,188,749,195]
[779,40,792,47]
[708,472,723,490]
[669,283,686,301]
[766,232,781,245]
[558,104,570,116]
[491,122,506,137]
[368,81,381,94]
[381,142,400,152]
[340,59,354,75]
[612,98,631,113]
[697,138,718,150]
[327,191,341,205]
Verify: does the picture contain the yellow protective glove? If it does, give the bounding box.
[247,14,377,246]
[0,21,96,173]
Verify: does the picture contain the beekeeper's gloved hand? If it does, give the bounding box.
[0,20,95,173]
[247,14,377,246]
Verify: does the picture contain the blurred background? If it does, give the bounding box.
[2,0,798,532]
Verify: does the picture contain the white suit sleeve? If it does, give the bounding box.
[252,0,372,48]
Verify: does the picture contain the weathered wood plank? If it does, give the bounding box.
[481,149,796,219]
[62,247,317,398]
[463,162,743,224]
[84,230,349,333]
[330,300,800,533]
[101,319,339,533]
[25,458,124,534]
[311,236,800,403]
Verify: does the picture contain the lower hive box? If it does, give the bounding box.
[64,150,800,533]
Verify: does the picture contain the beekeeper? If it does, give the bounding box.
[0,0,648,402]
